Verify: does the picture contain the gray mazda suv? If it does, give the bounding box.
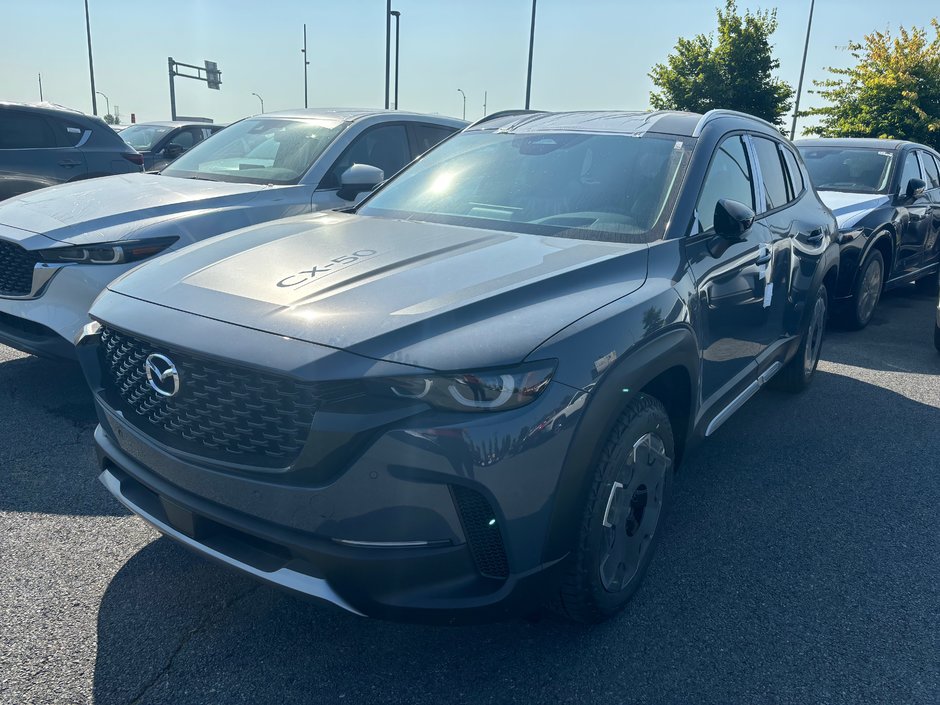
[77,110,838,623]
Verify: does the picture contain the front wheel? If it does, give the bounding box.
[770,284,828,393]
[552,394,675,624]
[843,250,883,329]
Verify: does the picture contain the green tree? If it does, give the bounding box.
[649,0,794,128]
[802,21,940,150]
[103,114,118,125]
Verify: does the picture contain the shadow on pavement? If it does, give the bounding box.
[91,370,940,704]
[0,354,125,516]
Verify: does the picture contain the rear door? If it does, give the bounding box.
[0,109,86,199]
[894,149,930,276]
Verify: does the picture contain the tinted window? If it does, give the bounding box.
[781,146,805,198]
[120,124,174,151]
[752,137,789,210]
[696,136,754,232]
[0,111,57,149]
[799,146,894,193]
[359,131,692,244]
[412,124,457,155]
[920,151,940,189]
[162,117,345,185]
[897,152,922,195]
[321,124,411,189]
[166,129,195,150]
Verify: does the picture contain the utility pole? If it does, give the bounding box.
[302,24,310,109]
[457,88,466,120]
[384,0,392,109]
[38,74,43,101]
[483,90,487,116]
[524,0,537,109]
[791,0,816,139]
[84,0,98,115]
[391,10,401,109]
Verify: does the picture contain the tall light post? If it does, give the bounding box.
[84,0,98,115]
[391,10,401,109]
[96,91,110,116]
[457,88,466,120]
[301,23,310,108]
[251,92,264,113]
[791,0,816,139]
[38,74,44,102]
[483,90,487,116]
[524,0,537,109]
[384,0,392,109]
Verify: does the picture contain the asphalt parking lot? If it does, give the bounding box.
[1,285,938,705]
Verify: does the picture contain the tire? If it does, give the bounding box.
[770,284,828,393]
[842,249,884,329]
[552,393,675,624]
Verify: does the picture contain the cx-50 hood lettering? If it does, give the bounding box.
[0,173,267,244]
[106,213,650,370]
[817,190,891,229]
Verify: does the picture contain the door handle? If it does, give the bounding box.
[804,228,825,245]
[756,250,772,265]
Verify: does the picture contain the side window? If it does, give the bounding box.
[781,146,805,198]
[166,129,196,150]
[411,124,457,156]
[320,124,411,190]
[897,152,921,195]
[695,135,754,233]
[751,136,789,211]
[0,111,58,149]
[919,151,940,189]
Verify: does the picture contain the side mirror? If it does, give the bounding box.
[906,177,926,200]
[337,163,384,202]
[163,143,185,160]
[713,198,755,239]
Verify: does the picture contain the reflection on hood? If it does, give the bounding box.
[817,190,890,229]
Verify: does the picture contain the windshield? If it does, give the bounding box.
[799,146,895,193]
[359,130,692,243]
[162,117,347,185]
[120,124,173,151]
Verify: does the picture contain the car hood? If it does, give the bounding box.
[0,173,267,244]
[817,190,891,229]
[107,212,649,370]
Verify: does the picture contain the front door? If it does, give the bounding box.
[685,134,778,414]
[894,150,931,276]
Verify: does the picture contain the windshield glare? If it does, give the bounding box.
[162,117,346,185]
[120,124,173,151]
[799,146,894,193]
[359,131,691,243]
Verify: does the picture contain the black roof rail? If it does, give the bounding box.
[468,109,547,128]
[692,109,780,137]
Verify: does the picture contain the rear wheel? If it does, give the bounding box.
[843,250,883,329]
[552,394,675,623]
[770,284,828,393]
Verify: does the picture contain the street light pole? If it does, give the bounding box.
[38,74,43,102]
[251,92,264,113]
[791,0,816,139]
[524,0,537,109]
[84,0,98,115]
[483,90,487,116]
[391,10,401,109]
[384,0,391,109]
[301,23,310,109]
[96,91,110,116]
[457,88,466,120]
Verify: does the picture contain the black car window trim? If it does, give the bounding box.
[916,150,940,190]
[687,130,758,237]
[746,132,805,219]
[316,120,413,191]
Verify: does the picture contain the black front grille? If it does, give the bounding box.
[99,326,337,468]
[0,240,40,297]
[451,485,510,579]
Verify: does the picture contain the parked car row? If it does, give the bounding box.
[0,103,937,625]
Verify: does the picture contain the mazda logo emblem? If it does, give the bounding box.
[145,353,180,398]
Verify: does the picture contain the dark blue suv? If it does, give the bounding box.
[77,110,839,623]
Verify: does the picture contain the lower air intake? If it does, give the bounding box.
[451,485,510,579]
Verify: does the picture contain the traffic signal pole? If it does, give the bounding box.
[167,57,222,121]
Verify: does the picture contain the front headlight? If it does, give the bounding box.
[368,360,557,412]
[38,236,178,264]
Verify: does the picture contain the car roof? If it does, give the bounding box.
[123,121,220,128]
[794,137,912,151]
[0,101,91,118]
[260,107,466,127]
[465,109,779,138]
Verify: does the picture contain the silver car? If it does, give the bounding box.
[0,108,465,358]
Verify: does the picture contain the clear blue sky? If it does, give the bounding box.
[1,0,937,136]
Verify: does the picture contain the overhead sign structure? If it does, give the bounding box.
[168,57,222,120]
